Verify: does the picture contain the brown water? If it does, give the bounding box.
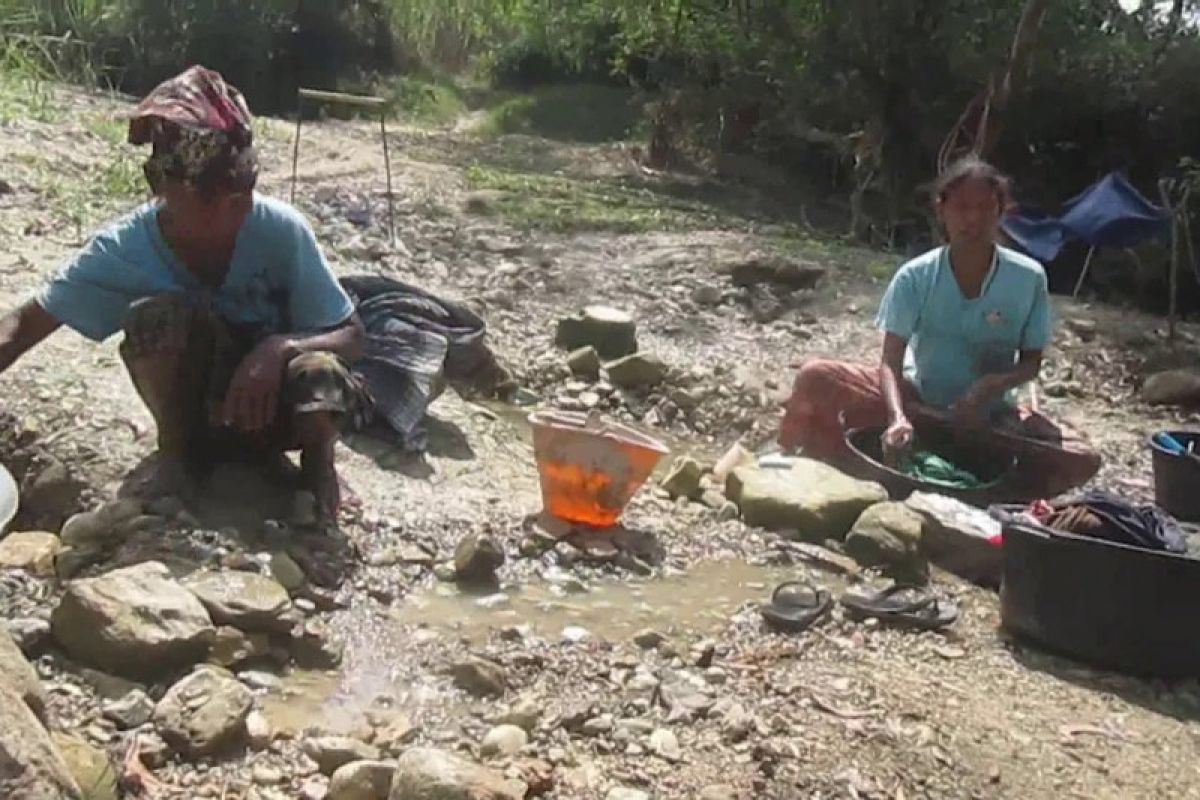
[261,559,811,736]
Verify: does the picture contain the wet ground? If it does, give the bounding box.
[4,83,1200,798]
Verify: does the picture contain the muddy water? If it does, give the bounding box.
[261,559,810,736]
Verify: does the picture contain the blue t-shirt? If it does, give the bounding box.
[38,194,353,342]
[875,245,1051,409]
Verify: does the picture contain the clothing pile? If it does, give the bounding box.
[340,275,510,453]
[1021,490,1186,554]
[898,450,990,491]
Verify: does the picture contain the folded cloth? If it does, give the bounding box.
[339,275,501,452]
[900,450,988,490]
[1048,490,1186,554]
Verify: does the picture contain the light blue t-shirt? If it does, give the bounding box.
[875,245,1051,409]
[38,194,353,342]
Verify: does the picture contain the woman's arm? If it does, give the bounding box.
[0,300,62,375]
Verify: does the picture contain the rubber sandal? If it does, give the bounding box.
[839,584,959,631]
[760,581,833,633]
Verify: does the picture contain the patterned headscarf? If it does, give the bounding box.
[128,65,259,194]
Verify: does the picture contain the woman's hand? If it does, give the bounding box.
[222,337,291,432]
[881,415,914,461]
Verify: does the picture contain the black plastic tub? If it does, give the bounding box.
[1149,431,1200,523]
[997,508,1200,678]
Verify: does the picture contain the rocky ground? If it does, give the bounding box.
[3,83,1200,799]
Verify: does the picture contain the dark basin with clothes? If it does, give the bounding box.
[842,423,1026,508]
[1149,430,1200,523]
[995,506,1200,678]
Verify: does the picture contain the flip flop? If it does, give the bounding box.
[760,581,833,633]
[839,584,959,631]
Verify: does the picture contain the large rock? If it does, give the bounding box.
[329,760,396,800]
[389,747,525,800]
[58,499,143,548]
[18,460,84,530]
[845,502,929,583]
[454,534,505,584]
[724,253,825,291]
[52,561,215,679]
[207,626,271,669]
[153,666,252,757]
[605,353,667,389]
[727,459,887,541]
[906,492,1002,587]
[303,737,381,776]
[661,457,703,500]
[183,570,291,633]
[567,347,602,381]
[0,530,61,575]
[52,732,118,800]
[0,628,48,722]
[555,306,638,360]
[1142,369,1200,406]
[0,679,81,800]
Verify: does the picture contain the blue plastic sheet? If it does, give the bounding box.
[1000,172,1170,263]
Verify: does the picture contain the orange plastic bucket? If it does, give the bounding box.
[529,410,669,528]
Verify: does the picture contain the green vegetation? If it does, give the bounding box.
[478,85,643,143]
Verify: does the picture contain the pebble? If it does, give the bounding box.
[253,764,284,785]
[607,789,650,800]
[245,710,274,750]
[238,670,283,692]
[582,715,615,736]
[632,629,668,650]
[650,728,683,762]
[561,626,592,644]
[481,724,528,758]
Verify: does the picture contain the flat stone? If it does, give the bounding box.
[844,502,929,583]
[59,499,142,548]
[303,736,381,776]
[0,627,47,722]
[699,786,740,800]
[0,530,61,575]
[329,760,396,800]
[725,253,825,290]
[51,561,215,679]
[905,492,1003,587]
[54,733,118,800]
[451,657,507,698]
[183,570,291,633]
[373,715,420,754]
[390,747,525,800]
[632,629,668,650]
[153,666,253,757]
[661,457,703,500]
[567,346,602,380]
[727,459,887,541]
[606,353,667,388]
[102,689,155,729]
[480,724,528,758]
[606,790,651,800]
[555,306,638,359]
[78,668,142,701]
[0,678,80,799]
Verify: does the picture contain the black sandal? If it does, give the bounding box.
[839,584,958,631]
[761,581,833,633]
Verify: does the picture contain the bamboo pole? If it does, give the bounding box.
[1160,180,1180,342]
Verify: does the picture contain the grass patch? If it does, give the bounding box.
[477,84,642,143]
[465,163,727,234]
[386,73,467,127]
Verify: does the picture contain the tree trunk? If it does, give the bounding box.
[978,0,1051,159]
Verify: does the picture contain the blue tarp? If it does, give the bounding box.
[1000,172,1170,263]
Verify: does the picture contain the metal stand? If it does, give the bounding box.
[290,88,396,245]
[1071,245,1096,299]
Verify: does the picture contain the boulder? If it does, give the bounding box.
[605,353,667,389]
[1142,369,1200,406]
[454,534,505,584]
[451,658,507,698]
[554,306,638,360]
[0,530,61,575]
[390,747,525,800]
[51,561,215,679]
[661,457,703,500]
[567,347,602,381]
[207,626,271,669]
[480,724,527,758]
[303,736,381,776]
[52,732,118,800]
[58,499,142,548]
[18,460,84,529]
[329,760,397,800]
[269,551,307,592]
[0,627,47,722]
[844,502,929,583]
[726,459,887,541]
[153,666,252,757]
[0,678,81,800]
[724,253,825,291]
[183,571,291,633]
[905,492,1002,586]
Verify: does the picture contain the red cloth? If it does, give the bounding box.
[780,358,1101,499]
[127,65,252,143]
